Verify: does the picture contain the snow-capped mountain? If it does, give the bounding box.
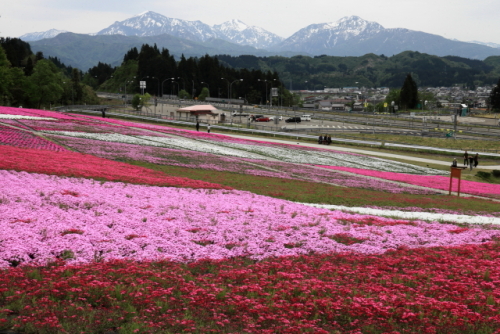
[96,11,282,49]
[212,19,283,49]
[271,16,500,59]
[272,16,384,53]
[19,29,68,41]
[96,11,217,42]
[469,40,500,49]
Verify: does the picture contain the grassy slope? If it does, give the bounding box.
[128,161,500,214]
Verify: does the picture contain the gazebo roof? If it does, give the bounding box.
[177,105,219,113]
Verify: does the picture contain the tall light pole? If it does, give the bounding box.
[151,76,160,97]
[171,80,179,98]
[201,82,210,97]
[258,79,267,107]
[221,78,230,107]
[161,79,170,98]
[230,79,243,108]
[270,79,277,110]
[191,79,195,100]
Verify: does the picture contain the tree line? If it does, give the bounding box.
[91,43,299,106]
[0,38,99,108]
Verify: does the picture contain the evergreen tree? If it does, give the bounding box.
[0,46,13,105]
[489,77,500,112]
[399,73,418,110]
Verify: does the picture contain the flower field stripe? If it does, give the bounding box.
[46,134,289,178]
[69,114,443,174]
[320,165,500,198]
[46,133,441,194]
[0,146,228,190]
[0,119,32,130]
[0,106,77,120]
[2,243,500,332]
[300,203,500,225]
[0,125,69,152]
[1,169,498,268]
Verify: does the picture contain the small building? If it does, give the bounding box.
[331,104,345,111]
[176,105,224,124]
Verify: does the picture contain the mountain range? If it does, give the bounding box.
[23,11,500,70]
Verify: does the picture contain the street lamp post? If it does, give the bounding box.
[191,79,195,100]
[161,79,170,98]
[151,76,160,97]
[221,78,230,108]
[230,79,243,109]
[171,81,179,99]
[258,79,267,107]
[124,78,135,105]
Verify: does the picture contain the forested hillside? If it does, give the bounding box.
[217,52,500,89]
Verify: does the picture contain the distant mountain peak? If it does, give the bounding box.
[19,29,68,41]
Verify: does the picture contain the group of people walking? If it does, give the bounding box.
[318,135,332,145]
[454,150,479,170]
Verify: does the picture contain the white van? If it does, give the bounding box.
[301,114,312,121]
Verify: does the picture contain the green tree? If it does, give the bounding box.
[365,103,375,113]
[489,77,500,112]
[384,89,401,107]
[0,46,13,105]
[131,93,151,111]
[178,89,191,99]
[197,87,209,101]
[400,73,418,110]
[25,59,63,108]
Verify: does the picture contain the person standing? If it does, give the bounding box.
[474,153,479,168]
[207,124,211,133]
[196,121,200,131]
[463,150,468,166]
[318,135,323,144]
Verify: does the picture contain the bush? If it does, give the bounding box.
[476,171,491,180]
[492,170,500,178]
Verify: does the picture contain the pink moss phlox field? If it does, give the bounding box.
[1,170,498,268]
[0,125,68,152]
[16,119,171,136]
[50,134,439,194]
[322,166,500,198]
[0,106,77,120]
[77,114,367,157]
[248,159,440,195]
[0,119,32,130]
[47,135,285,177]
[0,146,228,190]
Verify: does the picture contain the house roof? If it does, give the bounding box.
[177,104,218,112]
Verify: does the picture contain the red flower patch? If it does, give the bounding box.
[328,233,368,245]
[60,229,84,236]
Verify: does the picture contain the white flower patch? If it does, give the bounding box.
[0,115,55,120]
[135,136,270,160]
[198,139,443,175]
[300,203,500,225]
[43,132,167,147]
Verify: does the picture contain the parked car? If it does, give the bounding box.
[301,114,312,121]
[285,117,301,123]
[255,117,270,122]
[232,112,250,117]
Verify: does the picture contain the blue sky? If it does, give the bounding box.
[2,0,500,44]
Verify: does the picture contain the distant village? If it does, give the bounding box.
[294,85,495,111]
